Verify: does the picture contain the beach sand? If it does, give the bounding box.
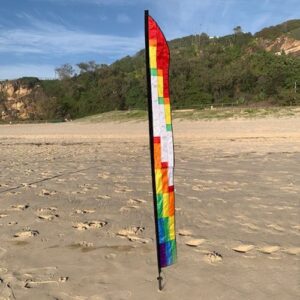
[0,117,299,299]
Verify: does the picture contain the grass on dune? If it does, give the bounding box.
[75,106,300,123]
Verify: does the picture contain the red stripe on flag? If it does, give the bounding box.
[168,185,174,192]
[161,162,168,168]
[153,136,161,144]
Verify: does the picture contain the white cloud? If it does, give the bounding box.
[150,0,222,38]
[150,0,300,38]
[0,17,143,56]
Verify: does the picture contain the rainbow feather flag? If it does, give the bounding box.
[144,10,177,281]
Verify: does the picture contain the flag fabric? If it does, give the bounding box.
[145,11,177,269]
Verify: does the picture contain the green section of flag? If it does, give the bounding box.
[164,217,170,241]
[151,68,158,76]
[156,194,163,218]
[166,124,172,131]
[158,97,164,104]
[171,239,177,259]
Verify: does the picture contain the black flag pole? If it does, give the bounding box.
[144,9,163,291]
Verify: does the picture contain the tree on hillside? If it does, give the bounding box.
[77,61,99,74]
[55,64,75,80]
[233,26,242,35]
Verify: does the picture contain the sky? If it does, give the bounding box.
[0,0,299,80]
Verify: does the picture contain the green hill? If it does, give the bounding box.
[1,19,300,121]
[255,19,300,40]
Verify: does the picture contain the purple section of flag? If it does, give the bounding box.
[159,243,167,267]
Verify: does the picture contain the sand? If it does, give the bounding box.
[0,117,299,299]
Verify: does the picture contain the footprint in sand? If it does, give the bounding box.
[291,225,300,231]
[14,230,39,239]
[25,280,59,288]
[120,205,140,212]
[73,221,107,231]
[115,188,133,193]
[185,239,206,247]
[187,196,199,200]
[267,224,285,232]
[117,227,150,244]
[36,207,59,220]
[282,247,300,256]
[6,191,21,196]
[58,276,69,283]
[117,226,145,237]
[0,183,9,188]
[39,189,57,196]
[105,253,117,260]
[219,186,241,192]
[77,241,94,248]
[234,215,249,221]
[192,186,210,192]
[74,209,95,214]
[38,214,59,221]
[68,177,78,182]
[8,221,18,226]
[37,207,57,213]
[71,190,86,195]
[97,195,111,200]
[127,198,146,205]
[79,184,92,192]
[279,186,298,194]
[69,241,96,253]
[273,205,293,211]
[12,266,59,289]
[127,236,151,244]
[232,244,255,253]
[77,172,86,176]
[10,204,29,211]
[240,223,260,231]
[215,198,227,204]
[204,251,223,264]
[21,183,37,189]
[258,245,280,254]
[56,178,66,183]
[98,172,110,179]
[178,229,193,237]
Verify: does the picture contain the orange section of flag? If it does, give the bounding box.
[169,191,175,216]
[149,38,157,46]
[162,168,169,193]
[154,142,161,169]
